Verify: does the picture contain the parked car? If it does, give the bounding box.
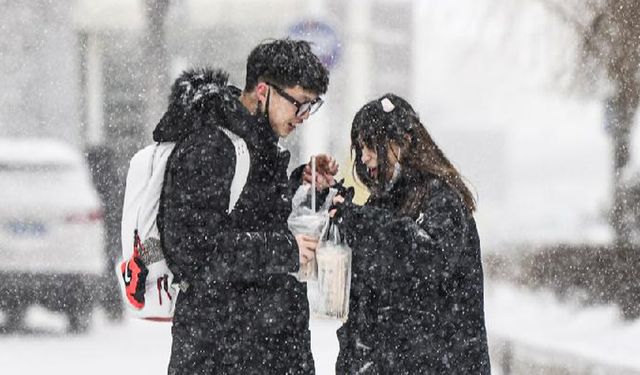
[0,138,105,333]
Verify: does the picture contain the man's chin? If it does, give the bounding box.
[281,125,296,138]
[269,124,288,138]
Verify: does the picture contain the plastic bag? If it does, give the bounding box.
[287,184,337,281]
[307,222,352,321]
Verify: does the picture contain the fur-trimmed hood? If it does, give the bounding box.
[153,68,239,142]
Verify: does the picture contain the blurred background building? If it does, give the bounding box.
[69,0,416,170]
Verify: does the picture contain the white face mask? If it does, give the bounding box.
[385,150,402,191]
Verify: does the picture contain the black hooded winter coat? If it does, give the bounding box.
[334,173,491,374]
[154,69,314,374]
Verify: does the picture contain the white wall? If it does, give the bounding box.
[0,1,81,144]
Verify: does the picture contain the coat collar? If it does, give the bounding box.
[220,86,280,151]
[151,68,281,152]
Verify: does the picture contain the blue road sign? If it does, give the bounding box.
[288,19,342,70]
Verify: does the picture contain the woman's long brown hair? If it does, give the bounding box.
[351,93,476,216]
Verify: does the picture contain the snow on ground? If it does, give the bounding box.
[486,282,640,373]
[0,308,341,375]
[2,283,640,374]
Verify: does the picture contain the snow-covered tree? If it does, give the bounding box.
[543,0,640,247]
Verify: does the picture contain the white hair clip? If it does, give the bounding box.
[381,98,395,113]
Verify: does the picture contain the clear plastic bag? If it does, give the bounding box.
[307,222,352,321]
[287,184,337,281]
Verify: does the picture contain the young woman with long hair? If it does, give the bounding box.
[331,93,491,374]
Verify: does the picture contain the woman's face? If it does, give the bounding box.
[359,141,401,181]
[360,144,379,179]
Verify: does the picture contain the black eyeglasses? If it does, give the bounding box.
[267,83,324,117]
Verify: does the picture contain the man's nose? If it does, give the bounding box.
[361,152,369,163]
[298,110,311,121]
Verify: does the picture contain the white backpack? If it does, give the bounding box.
[117,127,250,321]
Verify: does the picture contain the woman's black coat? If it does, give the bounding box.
[334,173,491,374]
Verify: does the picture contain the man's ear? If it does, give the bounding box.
[255,81,269,104]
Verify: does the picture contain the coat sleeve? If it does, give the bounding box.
[336,185,467,278]
[289,163,306,195]
[160,132,299,285]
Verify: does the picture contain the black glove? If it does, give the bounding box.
[333,179,355,203]
[329,179,355,219]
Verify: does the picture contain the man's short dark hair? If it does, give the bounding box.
[244,39,329,95]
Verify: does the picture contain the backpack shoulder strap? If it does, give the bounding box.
[218,127,250,213]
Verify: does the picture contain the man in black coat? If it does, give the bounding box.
[154,39,329,374]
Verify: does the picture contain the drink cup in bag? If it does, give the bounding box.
[307,221,352,321]
[287,184,337,281]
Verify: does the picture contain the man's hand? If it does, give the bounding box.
[295,234,318,264]
[302,154,339,191]
[329,195,345,218]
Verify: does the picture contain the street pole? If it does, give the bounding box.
[143,0,171,142]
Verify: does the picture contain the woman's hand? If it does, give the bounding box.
[302,154,339,191]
